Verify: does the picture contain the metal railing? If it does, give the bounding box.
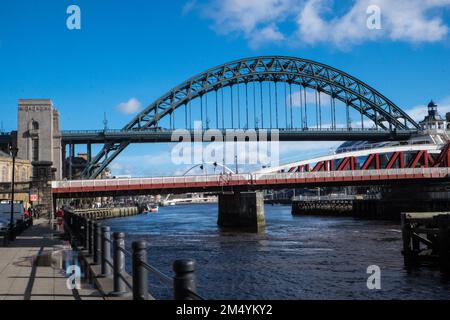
[61,127,403,135]
[53,167,450,191]
[292,194,381,201]
[293,195,356,201]
[63,210,202,300]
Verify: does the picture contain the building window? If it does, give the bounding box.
[20,167,27,182]
[32,138,39,162]
[1,166,8,182]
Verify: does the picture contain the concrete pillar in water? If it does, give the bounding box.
[217,191,265,233]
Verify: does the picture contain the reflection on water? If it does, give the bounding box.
[103,204,450,300]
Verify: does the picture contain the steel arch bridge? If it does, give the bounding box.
[81,56,420,179]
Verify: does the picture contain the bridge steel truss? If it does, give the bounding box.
[80,56,420,179]
[283,143,450,173]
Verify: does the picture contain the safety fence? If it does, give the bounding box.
[63,209,203,300]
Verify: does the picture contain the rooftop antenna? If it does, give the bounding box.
[103,112,108,131]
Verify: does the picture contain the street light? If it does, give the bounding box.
[9,145,18,241]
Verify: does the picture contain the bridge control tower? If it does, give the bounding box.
[419,100,448,131]
[17,99,62,180]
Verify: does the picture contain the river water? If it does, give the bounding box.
[103,204,450,300]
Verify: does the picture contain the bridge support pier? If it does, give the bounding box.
[218,191,265,233]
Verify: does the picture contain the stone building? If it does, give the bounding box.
[0,150,32,203]
[17,99,62,180]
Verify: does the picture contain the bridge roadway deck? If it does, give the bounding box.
[0,219,104,300]
[0,128,419,146]
[60,128,417,144]
[52,168,450,198]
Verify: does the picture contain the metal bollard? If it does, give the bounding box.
[93,223,102,265]
[438,219,449,270]
[173,259,197,300]
[110,232,128,296]
[88,220,93,255]
[101,226,112,277]
[132,241,148,300]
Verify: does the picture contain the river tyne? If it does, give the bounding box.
[103,204,450,300]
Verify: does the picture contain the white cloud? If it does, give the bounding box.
[192,0,450,48]
[182,0,197,16]
[288,89,321,107]
[111,152,175,177]
[405,96,450,122]
[116,98,142,114]
[297,0,450,47]
[249,24,285,48]
[201,0,294,47]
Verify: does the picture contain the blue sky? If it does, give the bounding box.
[1,0,450,176]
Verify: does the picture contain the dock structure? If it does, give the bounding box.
[70,207,141,221]
[291,199,353,216]
[292,198,450,220]
[0,219,104,300]
[401,212,450,270]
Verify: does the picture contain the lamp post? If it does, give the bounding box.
[9,145,18,240]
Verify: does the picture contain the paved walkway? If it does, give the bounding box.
[0,219,104,300]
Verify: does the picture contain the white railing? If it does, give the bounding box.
[335,140,434,154]
[254,167,450,180]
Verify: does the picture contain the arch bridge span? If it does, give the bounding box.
[76,56,419,179]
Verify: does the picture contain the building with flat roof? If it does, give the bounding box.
[17,99,62,180]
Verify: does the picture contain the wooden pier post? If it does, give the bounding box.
[401,213,413,266]
[437,215,450,270]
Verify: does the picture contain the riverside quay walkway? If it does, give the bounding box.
[0,219,103,300]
